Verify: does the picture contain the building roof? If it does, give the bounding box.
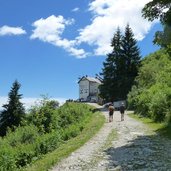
[78,76,102,84]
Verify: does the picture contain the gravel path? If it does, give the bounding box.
[51,104,171,171]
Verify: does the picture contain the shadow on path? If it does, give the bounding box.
[104,134,171,170]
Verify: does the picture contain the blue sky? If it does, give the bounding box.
[0,0,162,108]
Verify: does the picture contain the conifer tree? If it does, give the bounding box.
[0,80,25,136]
[100,28,122,102]
[120,24,141,99]
[100,25,141,102]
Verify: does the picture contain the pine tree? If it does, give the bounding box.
[100,25,141,102]
[100,28,122,102]
[99,53,115,102]
[121,24,141,98]
[0,80,25,136]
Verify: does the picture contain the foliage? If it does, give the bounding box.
[121,25,141,98]
[153,25,171,48]
[0,102,96,170]
[142,0,171,26]
[142,0,171,52]
[4,125,39,147]
[128,49,171,123]
[100,28,122,101]
[27,98,60,133]
[100,25,141,101]
[57,102,91,128]
[0,80,25,136]
[0,143,17,171]
[0,125,39,170]
[24,110,105,171]
[34,131,61,155]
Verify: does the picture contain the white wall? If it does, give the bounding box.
[89,82,99,95]
[79,79,89,100]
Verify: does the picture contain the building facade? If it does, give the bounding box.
[78,76,102,102]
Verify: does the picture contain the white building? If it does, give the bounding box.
[78,76,102,102]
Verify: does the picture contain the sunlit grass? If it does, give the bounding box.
[24,111,105,171]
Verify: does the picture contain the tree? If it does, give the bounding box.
[0,80,25,136]
[153,25,171,55]
[142,0,171,26]
[100,28,122,102]
[127,49,171,122]
[121,24,141,99]
[142,0,171,51]
[100,25,141,101]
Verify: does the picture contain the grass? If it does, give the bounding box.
[24,111,105,171]
[128,113,171,139]
[157,123,171,139]
[103,129,118,148]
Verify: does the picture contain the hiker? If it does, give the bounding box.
[120,103,125,121]
[108,103,114,122]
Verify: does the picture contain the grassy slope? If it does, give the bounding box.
[128,113,171,139]
[24,111,105,171]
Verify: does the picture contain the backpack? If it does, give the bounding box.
[120,105,125,113]
[109,105,114,112]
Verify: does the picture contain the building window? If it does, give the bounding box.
[80,89,83,94]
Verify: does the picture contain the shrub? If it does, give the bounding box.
[57,102,92,128]
[0,102,94,170]
[128,49,171,124]
[27,98,60,134]
[15,144,36,167]
[35,131,61,155]
[61,124,82,141]
[135,89,151,117]
[0,144,17,171]
[148,84,169,121]
[4,125,39,147]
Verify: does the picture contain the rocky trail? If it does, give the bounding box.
[52,104,171,171]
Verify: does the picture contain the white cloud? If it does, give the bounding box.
[30,15,87,58]
[0,96,66,110]
[77,0,158,56]
[72,7,80,12]
[0,25,26,36]
[30,1,159,58]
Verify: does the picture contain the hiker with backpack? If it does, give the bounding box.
[108,103,114,122]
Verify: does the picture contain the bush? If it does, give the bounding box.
[61,124,82,141]
[57,102,92,128]
[148,84,170,121]
[4,125,39,147]
[128,49,171,124]
[0,125,40,169]
[0,144,17,171]
[27,99,60,134]
[15,144,36,167]
[0,102,94,170]
[35,131,61,155]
